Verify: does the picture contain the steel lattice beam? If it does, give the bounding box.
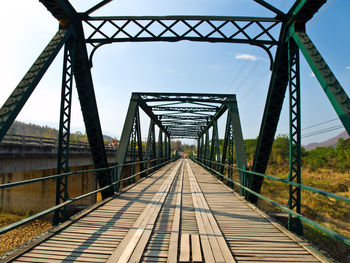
[0,30,70,142]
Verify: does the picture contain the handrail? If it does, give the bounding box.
[197,158,350,204]
[0,158,167,189]
[0,156,176,235]
[192,157,350,246]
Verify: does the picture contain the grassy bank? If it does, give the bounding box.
[258,167,350,262]
[0,213,51,256]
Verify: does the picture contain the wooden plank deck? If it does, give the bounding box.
[2,159,331,263]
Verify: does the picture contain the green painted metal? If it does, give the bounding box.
[157,129,163,164]
[250,31,289,204]
[129,107,143,184]
[291,27,350,135]
[53,39,74,226]
[204,130,210,166]
[115,94,139,191]
[40,0,114,200]
[287,39,303,235]
[146,119,156,173]
[252,0,285,17]
[250,0,329,205]
[209,121,219,170]
[227,101,248,196]
[0,29,70,142]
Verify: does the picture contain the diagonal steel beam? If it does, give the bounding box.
[291,26,350,135]
[0,29,70,142]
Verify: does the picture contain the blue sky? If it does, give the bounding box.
[0,0,349,145]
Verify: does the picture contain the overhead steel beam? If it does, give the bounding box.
[84,16,280,50]
[152,106,219,112]
[252,0,285,17]
[136,92,238,102]
[159,115,211,120]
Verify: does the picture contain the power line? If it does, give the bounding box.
[240,69,270,102]
[302,118,339,131]
[235,60,262,94]
[302,124,343,138]
[307,0,336,29]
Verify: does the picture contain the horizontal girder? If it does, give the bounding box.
[135,92,236,103]
[159,115,211,120]
[152,106,219,112]
[83,16,281,49]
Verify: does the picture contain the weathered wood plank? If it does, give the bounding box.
[179,234,190,263]
[191,234,202,263]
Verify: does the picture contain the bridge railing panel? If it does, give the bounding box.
[193,157,350,247]
[0,156,178,236]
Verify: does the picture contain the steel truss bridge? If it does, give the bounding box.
[0,0,349,262]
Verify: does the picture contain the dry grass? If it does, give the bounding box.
[0,213,51,256]
[258,167,350,262]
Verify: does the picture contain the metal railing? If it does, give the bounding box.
[0,156,178,235]
[192,157,350,246]
[0,134,117,150]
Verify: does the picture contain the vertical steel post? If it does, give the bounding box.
[127,106,144,182]
[168,135,171,161]
[136,108,144,177]
[210,123,216,169]
[220,113,231,176]
[164,135,168,161]
[200,135,205,162]
[146,119,156,172]
[227,100,248,197]
[204,130,210,165]
[157,130,163,164]
[53,41,74,226]
[287,39,303,236]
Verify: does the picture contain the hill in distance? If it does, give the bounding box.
[7,121,116,143]
[304,130,349,151]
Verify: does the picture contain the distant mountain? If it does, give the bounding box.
[304,130,349,151]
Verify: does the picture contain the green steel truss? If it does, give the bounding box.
[1,0,348,238]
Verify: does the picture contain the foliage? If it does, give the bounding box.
[7,121,116,144]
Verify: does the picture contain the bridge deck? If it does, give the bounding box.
[5,159,329,263]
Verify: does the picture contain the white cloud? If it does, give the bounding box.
[309,72,316,77]
[346,66,350,69]
[235,53,262,61]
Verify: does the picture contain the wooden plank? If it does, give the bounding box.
[167,162,184,263]
[106,161,182,263]
[191,234,202,263]
[179,234,190,262]
[186,160,235,263]
[187,161,215,263]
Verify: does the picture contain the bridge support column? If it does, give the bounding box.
[129,107,143,182]
[287,39,303,236]
[167,135,171,161]
[210,121,220,171]
[146,119,156,173]
[204,130,210,166]
[157,130,163,164]
[53,39,74,226]
[116,94,143,190]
